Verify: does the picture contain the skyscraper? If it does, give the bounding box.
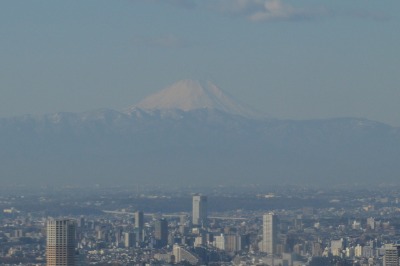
[135,210,144,242]
[384,244,400,266]
[124,232,135,248]
[192,195,207,226]
[135,211,144,229]
[47,218,76,266]
[154,218,168,248]
[263,213,277,255]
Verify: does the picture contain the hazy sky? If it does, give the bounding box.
[1,0,399,126]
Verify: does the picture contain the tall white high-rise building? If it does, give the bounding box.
[262,213,277,254]
[192,195,207,226]
[384,244,400,266]
[47,218,76,266]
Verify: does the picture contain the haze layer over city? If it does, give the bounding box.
[1,1,400,266]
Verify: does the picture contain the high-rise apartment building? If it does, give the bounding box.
[384,244,400,266]
[135,211,144,229]
[124,232,135,248]
[262,213,277,255]
[192,195,207,226]
[214,234,242,252]
[135,210,144,242]
[154,218,168,248]
[47,218,76,266]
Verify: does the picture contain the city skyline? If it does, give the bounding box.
[3,186,400,265]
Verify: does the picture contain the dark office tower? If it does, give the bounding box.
[135,211,144,229]
[47,218,76,266]
[135,211,144,242]
[124,232,136,248]
[77,217,85,228]
[155,218,168,248]
[192,195,207,226]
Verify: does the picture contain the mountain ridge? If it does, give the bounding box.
[0,80,399,187]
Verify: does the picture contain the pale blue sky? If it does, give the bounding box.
[1,0,399,125]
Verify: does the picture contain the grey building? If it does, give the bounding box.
[192,195,207,226]
[155,218,168,248]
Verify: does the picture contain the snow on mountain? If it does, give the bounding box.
[125,79,261,118]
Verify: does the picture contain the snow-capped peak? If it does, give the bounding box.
[125,79,260,118]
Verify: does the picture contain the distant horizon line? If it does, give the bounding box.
[0,107,397,128]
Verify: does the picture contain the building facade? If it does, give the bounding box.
[135,210,144,243]
[192,195,207,226]
[124,232,135,248]
[155,218,168,248]
[46,218,76,266]
[263,213,277,255]
[384,244,400,266]
[135,211,144,229]
[173,244,199,265]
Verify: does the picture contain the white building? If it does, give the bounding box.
[330,239,344,257]
[355,244,363,257]
[192,195,207,226]
[194,236,204,247]
[262,213,277,254]
[214,234,225,250]
[213,233,242,252]
[345,247,355,258]
[383,244,400,266]
[367,217,375,230]
[173,244,199,265]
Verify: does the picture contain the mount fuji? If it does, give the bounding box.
[0,80,399,187]
[126,79,261,118]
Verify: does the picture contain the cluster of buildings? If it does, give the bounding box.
[43,194,211,265]
[42,196,400,266]
[2,187,400,265]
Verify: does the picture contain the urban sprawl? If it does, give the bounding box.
[1,186,400,265]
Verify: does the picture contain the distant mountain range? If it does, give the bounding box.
[0,80,399,187]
